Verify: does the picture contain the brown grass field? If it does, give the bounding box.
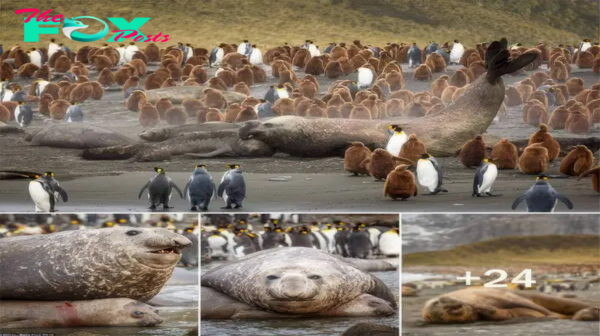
[0,0,598,50]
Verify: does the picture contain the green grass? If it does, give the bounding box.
[404,235,600,267]
[0,0,597,51]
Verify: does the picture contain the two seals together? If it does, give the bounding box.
[0,227,191,328]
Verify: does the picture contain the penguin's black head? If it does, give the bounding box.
[226,164,240,169]
[389,125,402,132]
[154,167,165,174]
[44,172,55,177]
[420,153,431,159]
[195,164,207,169]
[536,174,550,180]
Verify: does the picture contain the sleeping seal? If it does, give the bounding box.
[239,38,538,157]
[423,287,598,323]
[0,298,163,328]
[0,227,191,301]
[201,247,396,318]
[25,123,134,149]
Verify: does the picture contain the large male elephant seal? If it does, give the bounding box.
[0,298,163,328]
[201,247,396,318]
[423,287,599,323]
[239,38,538,157]
[25,123,134,149]
[139,122,240,142]
[0,227,191,301]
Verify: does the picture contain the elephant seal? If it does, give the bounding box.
[0,298,163,328]
[423,287,597,323]
[139,122,240,142]
[144,86,247,105]
[83,129,274,161]
[343,258,397,272]
[239,38,538,157]
[201,247,396,317]
[0,227,191,301]
[341,323,399,336]
[25,124,134,149]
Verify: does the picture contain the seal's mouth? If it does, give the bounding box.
[270,298,315,302]
[148,247,182,254]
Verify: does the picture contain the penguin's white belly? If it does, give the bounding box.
[385,133,407,156]
[237,45,247,55]
[417,161,438,192]
[37,81,49,96]
[479,165,497,193]
[2,90,13,102]
[367,228,381,250]
[357,69,373,88]
[14,106,22,123]
[233,244,245,258]
[276,88,289,99]
[378,232,401,255]
[207,236,228,258]
[30,52,42,67]
[321,230,337,253]
[250,50,263,65]
[29,181,51,212]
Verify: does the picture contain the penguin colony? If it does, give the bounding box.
[0,38,598,212]
[201,215,400,261]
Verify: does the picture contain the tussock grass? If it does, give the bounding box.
[0,0,596,51]
[404,235,600,267]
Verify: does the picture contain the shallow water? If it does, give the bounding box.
[200,261,399,336]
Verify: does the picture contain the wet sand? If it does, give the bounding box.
[402,283,600,336]
[1,64,598,212]
[0,160,598,212]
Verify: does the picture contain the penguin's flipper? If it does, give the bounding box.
[55,186,69,202]
[211,181,218,201]
[556,193,574,209]
[511,194,526,210]
[42,182,56,212]
[170,181,185,199]
[217,179,230,198]
[183,178,191,200]
[473,165,486,196]
[138,181,150,199]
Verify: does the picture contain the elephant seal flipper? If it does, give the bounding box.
[201,286,301,319]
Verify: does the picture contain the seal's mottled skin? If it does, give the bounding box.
[201,247,396,315]
[25,123,134,149]
[423,287,597,323]
[0,227,191,301]
[0,298,163,328]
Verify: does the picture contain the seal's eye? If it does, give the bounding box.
[308,275,321,280]
[266,275,279,280]
[126,230,141,236]
[131,310,144,318]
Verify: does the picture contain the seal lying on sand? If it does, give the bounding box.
[144,86,247,104]
[239,38,538,157]
[423,287,599,323]
[25,123,134,149]
[82,129,274,161]
[0,227,191,301]
[0,298,163,328]
[139,122,240,142]
[201,247,396,318]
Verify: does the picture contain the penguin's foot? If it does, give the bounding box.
[200,207,209,211]
[486,192,502,197]
[190,206,198,211]
[149,205,157,210]
[163,205,173,210]
[221,206,233,209]
[234,205,243,209]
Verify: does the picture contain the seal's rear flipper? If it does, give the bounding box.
[486,39,537,83]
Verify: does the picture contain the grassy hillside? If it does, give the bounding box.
[0,0,597,50]
[404,235,600,267]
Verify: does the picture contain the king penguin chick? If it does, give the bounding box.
[511,174,573,212]
[385,124,408,156]
[15,101,33,127]
[472,158,500,197]
[218,164,246,209]
[138,167,184,210]
[416,153,448,194]
[384,164,417,201]
[357,67,374,89]
[64,103,83,122]
[183,164,216,211]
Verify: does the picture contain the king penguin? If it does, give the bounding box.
[210,46,224,67]
[472,158,500,197]
[64,103,83,122]
[0,81,15,102]
[34,79,50,97]
[138,167,184,210]
[357,67,374,89]
[183,164,216,211]
[416,153,448,194]
[15,102,33,128]
[385,125,408,156]
[28,171,67,212]
[511,174,573,212]
[275,84,289,100]
[218,164,246,209]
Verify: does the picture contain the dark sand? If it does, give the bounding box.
[1,64,598,212]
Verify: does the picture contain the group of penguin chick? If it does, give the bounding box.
[344,124,585,212]
[138,164,246,211]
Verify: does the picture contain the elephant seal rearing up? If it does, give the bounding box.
[239,38,538,157]
[423,287,599,323]
[0,227,191,301]
[0,298,163,328]
[201,247,396,318]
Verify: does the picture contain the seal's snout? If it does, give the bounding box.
[275,274,317,300]
[173,236,192,248]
